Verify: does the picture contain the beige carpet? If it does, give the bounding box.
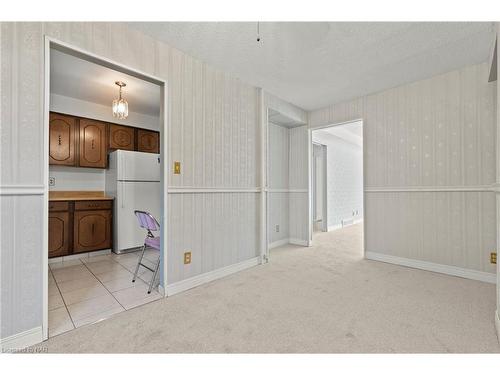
[37,224,500,353]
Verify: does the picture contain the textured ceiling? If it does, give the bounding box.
[50,49,161,117]
[129,22,495,111]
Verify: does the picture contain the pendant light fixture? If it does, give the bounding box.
[112,81,129,119]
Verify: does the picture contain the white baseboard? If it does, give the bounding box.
[269,238,309,248]
[0,326,43,352]
[269,238,290,249]
[365,251,496,284]
[327,224,342,232]
[49,249,111,264]
[158,284,166,297]
[495,310,500,344]
[166,256,260,296]
[289,238,308,246]
[327,219,362,232]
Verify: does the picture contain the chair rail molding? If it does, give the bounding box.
[365,185,495,193]
[167,187,261,193]
[0,185,46,195]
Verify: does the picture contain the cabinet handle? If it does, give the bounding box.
[92,223,95,234]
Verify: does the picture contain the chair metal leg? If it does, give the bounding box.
[133,244,146,282]
[148,255,161,294]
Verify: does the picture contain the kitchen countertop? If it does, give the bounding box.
[49,191,114,201]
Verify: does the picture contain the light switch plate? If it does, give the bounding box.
[49,177,56,187]
[184,251,191,264]
[174,161,181,174]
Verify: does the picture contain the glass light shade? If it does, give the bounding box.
[112,98,128,119]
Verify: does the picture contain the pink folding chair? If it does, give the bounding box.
[133,210,161,294]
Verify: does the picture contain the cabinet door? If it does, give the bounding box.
[79,119,107,168]
[49,211,70,258]
[49,113,76,166]
[109,124,135,151]
[137,129,159,153]
[73,210,112,253]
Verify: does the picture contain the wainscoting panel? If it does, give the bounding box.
[365,191,496,273]
[0,22,278,342]
[0,195,44,338]
[167,192,259,284]
[310,62,497,276]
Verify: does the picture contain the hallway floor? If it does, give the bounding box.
[39,224,500,352]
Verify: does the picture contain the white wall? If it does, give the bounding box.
[268,122,290,244]
[1,22,296,342]
[264,93,309,248]
[49,166,104,191]
[312,129,363,229]
[288,126,309,244]
[309,62,497,276]
[495,23,500,327]
[50,93,160,131]
[267,121,309,248]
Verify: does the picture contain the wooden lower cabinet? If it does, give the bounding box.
[73,210,112,253]
[48,199,113,258]
[48,211,70,258]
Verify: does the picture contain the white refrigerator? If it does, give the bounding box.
[105,150,161,254]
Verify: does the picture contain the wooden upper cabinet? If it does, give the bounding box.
[79,119,107,168]
[48,211,70,258]
[109,124,135,151]
[137,129,160,153]
[49,113,76,166]
[73,210,112,253]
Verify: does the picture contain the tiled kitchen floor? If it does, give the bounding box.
[48,249,162,337]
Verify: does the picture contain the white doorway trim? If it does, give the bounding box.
[308,119,365,254]
[42,36,169,341]
[312,142,328,232]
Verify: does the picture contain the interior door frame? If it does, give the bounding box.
[43,36,169,341]
[308,119,365,251]
[312,142,328,232]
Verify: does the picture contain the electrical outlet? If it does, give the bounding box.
[275,224,280,233]
[491,252,497,265]
[174,161,181,174]
[184,251,191,264]
[49,177,56,187]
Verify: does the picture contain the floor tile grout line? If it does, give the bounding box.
[89,253,161,311]
[80,257,128,311]
[108,253,161,307]
[49,262,78,337]
[112,250,160,292]
[52,252,161,333]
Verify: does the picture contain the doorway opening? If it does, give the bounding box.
[310,120,364,247]
[43,38,168,340]
[265,109,308,256]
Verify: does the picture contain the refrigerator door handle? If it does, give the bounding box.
[121,183,125,208]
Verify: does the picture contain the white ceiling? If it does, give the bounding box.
[50,48,161,117]
[130,22,495,111]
